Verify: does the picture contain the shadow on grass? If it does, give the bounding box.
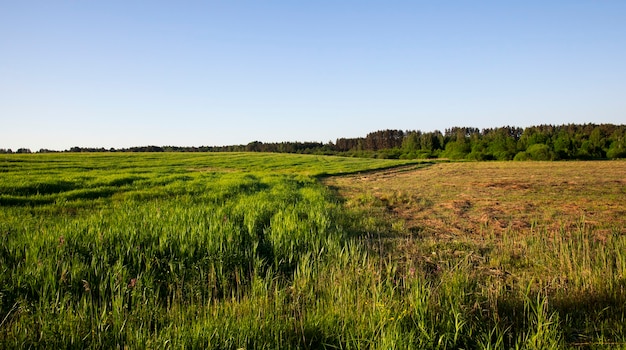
[314,161,435,179]
[2,180,77,196]
[497,287,626,347]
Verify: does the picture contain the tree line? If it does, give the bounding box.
[334,124,626,160]
[2,123,625,160]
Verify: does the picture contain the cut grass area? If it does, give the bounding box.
[325,161,626,237]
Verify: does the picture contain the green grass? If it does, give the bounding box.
[1,154,625,348]
[0,153,427,348]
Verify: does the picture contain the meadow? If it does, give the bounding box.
[1,153,625,348]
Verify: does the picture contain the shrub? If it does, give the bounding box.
[525,144,555,161]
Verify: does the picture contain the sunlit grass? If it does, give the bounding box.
[1,154,625,348]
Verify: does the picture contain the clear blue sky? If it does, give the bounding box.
[2,1,625,151]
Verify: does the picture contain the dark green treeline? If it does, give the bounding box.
[5,123,626,160]
[334,124,626,160]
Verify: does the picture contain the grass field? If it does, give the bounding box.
[1,153,625,348]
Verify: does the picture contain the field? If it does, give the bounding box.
[1,153,625,348]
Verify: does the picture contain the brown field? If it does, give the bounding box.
[325,160,626,239]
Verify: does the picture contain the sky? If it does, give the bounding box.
[1,1,625,151]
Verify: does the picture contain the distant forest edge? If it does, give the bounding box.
[4,123,626,160]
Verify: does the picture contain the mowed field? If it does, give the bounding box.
[1,153,625,349]
[325,161,626,237]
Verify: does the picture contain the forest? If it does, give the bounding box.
[3,123,626,160]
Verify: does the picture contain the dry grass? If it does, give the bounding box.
[325,161,626,239]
